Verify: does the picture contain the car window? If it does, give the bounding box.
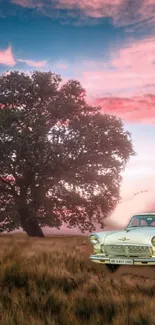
[128,215,155,228]
[132,218,139,226]
[141,220,148,226]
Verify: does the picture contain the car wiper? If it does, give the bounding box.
[125,226,138,228]
[126,225,155,228]
[124,226,137,232]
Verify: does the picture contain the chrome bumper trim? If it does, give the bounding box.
[89,254,155,264]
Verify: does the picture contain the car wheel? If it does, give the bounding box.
[105,264,120,273]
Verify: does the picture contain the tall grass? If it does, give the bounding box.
[0,234,154,324]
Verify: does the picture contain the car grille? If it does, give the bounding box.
[104,244,152,257]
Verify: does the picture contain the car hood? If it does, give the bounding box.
[103,227,155,245]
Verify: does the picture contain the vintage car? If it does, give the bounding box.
[88,213,155,272]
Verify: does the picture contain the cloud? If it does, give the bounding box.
[11,0,155,30]
[79,36,155,98]
[0,46,47,68]
[111,37,155,71]
[11,0,37,8]
[76,36,155,123]
[17,58,47,68]
[0,46,16,66]
[93,95,155,123]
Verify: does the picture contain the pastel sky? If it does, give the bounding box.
[0,0,155,232]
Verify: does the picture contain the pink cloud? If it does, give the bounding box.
[79,37,155,98]
[11,0,155,29]
[0,46,47,69]
[93,95,155,123]
[76,36,155,123]
[11,0,38,8]
[111,37,155,71]
[17,59,47,68]
[0,46,16,66]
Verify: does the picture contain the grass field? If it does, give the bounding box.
[0,234,155,325]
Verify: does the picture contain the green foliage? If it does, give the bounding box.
[0,71,135,235]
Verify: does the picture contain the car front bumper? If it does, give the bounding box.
[89,254,155,265]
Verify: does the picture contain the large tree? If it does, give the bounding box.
[0,71,135,237]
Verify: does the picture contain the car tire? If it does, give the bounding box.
[105,264,120,273]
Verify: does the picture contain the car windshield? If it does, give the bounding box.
[127,215,155,228]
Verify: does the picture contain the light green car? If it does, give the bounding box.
[88,213,155,272]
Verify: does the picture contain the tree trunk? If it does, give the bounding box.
[18,205,45,237]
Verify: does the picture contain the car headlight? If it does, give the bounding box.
[151,237,155,247]
[89,234,100,245]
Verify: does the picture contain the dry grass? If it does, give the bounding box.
[0,233,154,324]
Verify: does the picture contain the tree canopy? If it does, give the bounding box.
[0,71,135,236]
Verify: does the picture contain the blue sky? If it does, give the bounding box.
[0,5,127,77]
[0,0,155,227]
